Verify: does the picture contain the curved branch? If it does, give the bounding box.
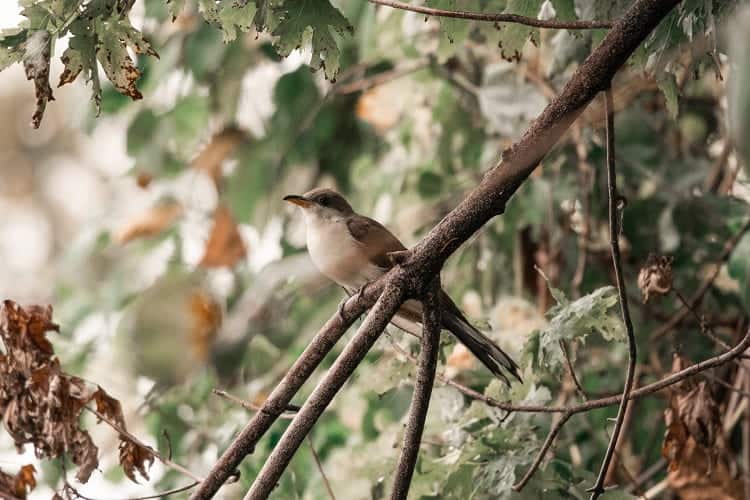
[243,281,407,500]
[368,0,614,29]
[587,86,636,499]
[391,280,441,500]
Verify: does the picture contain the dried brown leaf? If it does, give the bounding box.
[637,254,673,303]
[92,387,126,429]
[198,204,247,268]
[22,31,54,129]
[0,464,36,499]
[662,355,742,499]
[192,128,245,185]
[119,437,155,483]
[187,290,222,362]
[115,201,183,244]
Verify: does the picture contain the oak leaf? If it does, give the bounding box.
[119,437,155,483]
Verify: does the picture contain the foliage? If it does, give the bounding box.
[0,0,748,498]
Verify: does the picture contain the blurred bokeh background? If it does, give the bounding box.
[1,0,750,498]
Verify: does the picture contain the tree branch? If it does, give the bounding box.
[190,288,381,499]
[367,0,614,29]
[391,280,441,500]
[587,86,636,499]
[242,281,407,500]
[193,0,682,496]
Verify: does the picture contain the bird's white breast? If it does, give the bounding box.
[304,214,384,291]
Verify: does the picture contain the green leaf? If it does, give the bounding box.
[166,0,187,21]
[94,16,158,101]
[550,0,576,21]
[0,29,27,72]
[272,0,354,80]
[218,0,257,42]
[657,71,679,119]
[427,0,471,46]
[532,286,625,372]
[497,0,541,62]
[60,23,102,113]
[417,170,443,198]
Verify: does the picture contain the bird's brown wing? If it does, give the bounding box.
[346,215,406,270]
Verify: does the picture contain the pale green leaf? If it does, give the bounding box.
[272,0,353,80]
[532,286,625,372]
[658,71,679,119]
[497,0,541,62]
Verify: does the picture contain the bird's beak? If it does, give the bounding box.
[283,194,313,208]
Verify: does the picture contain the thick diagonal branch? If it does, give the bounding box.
[587,86,636,499]
[391,280,441,500]
[243,281,407,500]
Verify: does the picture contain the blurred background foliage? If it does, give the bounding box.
[1,0,750,498]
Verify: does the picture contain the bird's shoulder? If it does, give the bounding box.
[346,215,406,269]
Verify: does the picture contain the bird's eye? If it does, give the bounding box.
[318,196,329,206]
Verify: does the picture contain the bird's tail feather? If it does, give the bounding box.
[442,314,523,387]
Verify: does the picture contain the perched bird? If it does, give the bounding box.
[284,188,522,386]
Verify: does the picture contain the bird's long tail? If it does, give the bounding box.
[442,313,522,387]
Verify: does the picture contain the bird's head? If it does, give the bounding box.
[284,188,354,222]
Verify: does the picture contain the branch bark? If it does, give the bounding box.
[368,0,614,29]
[391,280,441,500]
[242,281,407,499]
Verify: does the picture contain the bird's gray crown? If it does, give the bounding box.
[303,188,354,215]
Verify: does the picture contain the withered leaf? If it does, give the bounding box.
[22,30,54,129]
[0,464,36,499]
[115,200,183,244]
[92,386,126,429]
[662,355,742,499]
[637,254,673,303]
[119,437,155,483]
[192,127,245,185]
[199,204,247,268]
[187,289,222,362]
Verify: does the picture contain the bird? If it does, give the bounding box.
[284,188,522,386]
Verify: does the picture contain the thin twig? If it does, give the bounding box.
[391,280,441,499]
[334,60,429,95]
[212,389,298,419]
[84,407,204,483]
[559,339,587,400]
[62,480,199,500]
[243,283,406,499]
[513,412,573,490]
[672,288,732,350]
[307,436,337,500]
[368,0,614,29]
[587,85,637,500]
